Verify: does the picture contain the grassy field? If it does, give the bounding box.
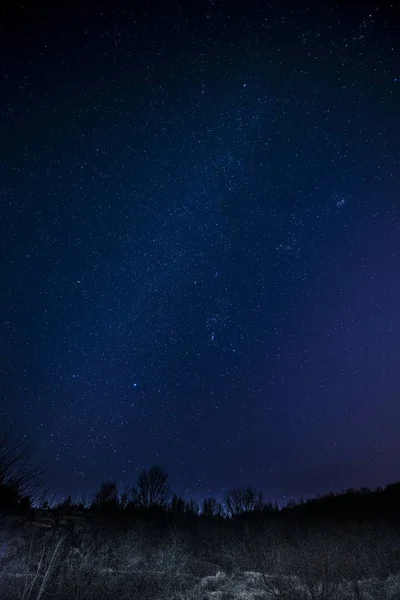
[1,513,400,599]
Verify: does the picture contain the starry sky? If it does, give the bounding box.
[0,0,399,504]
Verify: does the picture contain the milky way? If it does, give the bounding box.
[0,0,399,503]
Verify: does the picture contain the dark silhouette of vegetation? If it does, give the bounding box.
[90,480,120,514]
[202,496,224,518]
[223,486,279,519]
[223,486,264,517]
[133,465,172,508]
[0,423,44,511]
[2,437,400,600]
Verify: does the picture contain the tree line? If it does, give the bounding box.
[1,423,400,526]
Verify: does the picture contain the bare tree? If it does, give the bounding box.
[133,465,171,508]
[184,497,200,516]
[292,529,342,600]
[0,423,44,507]
[223,486,264,517]
[255,540,299,599]
[202,497,223,518]
[92,481,118,507]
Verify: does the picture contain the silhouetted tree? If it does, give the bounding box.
[223,486,265,517]
[56,495,74,509]
[133,465,172,508]
[202,497,223,518]
[0,423,43,509]
[91,481,119,511]
[184,498,200,517]
[170,493,186,521]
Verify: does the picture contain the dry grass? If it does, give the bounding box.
[1,519,400,600]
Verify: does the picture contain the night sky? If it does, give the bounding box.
[0,0,399,504]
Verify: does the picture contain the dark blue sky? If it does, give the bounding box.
[0,0,399,504]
